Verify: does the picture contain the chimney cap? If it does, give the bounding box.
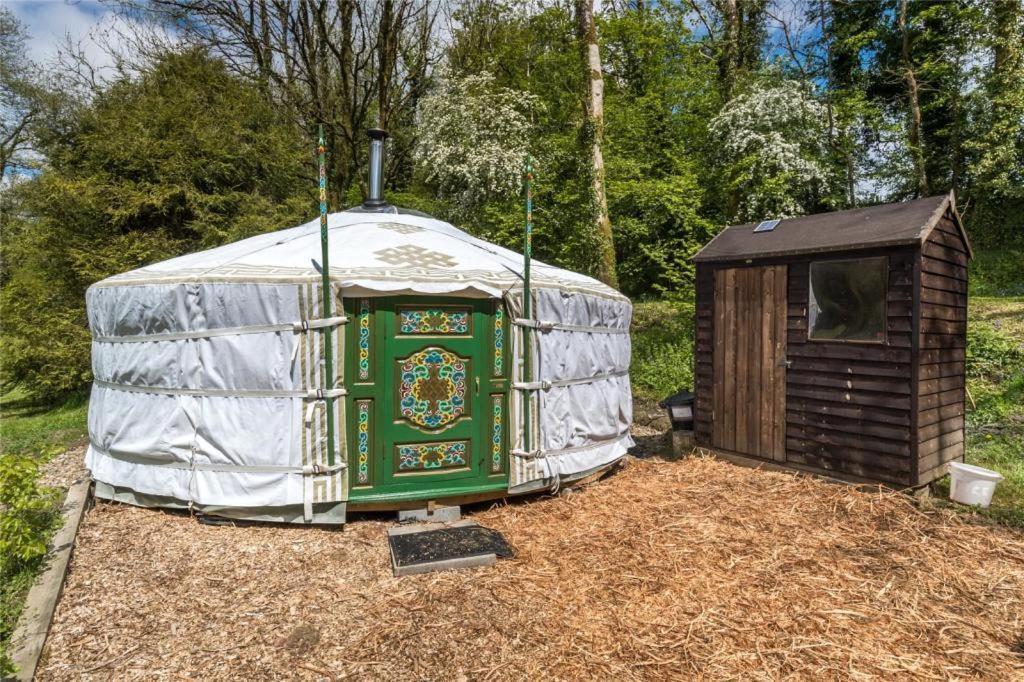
[367,128,388,140]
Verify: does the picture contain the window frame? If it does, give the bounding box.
[806,255,889,345]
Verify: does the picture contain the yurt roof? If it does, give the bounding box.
[92,210,625,301]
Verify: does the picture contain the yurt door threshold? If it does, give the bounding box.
[344,295,510,503]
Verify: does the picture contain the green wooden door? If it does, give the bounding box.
[344,296,509,503]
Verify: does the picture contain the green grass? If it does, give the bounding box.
[968,249,1024,297]
[0,388,89,459]
[931,294,1024,526]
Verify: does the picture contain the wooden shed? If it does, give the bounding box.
[692,192,972,487]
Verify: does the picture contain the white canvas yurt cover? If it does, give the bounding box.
[86,209,633,523]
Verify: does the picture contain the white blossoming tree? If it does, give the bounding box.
[709,80,833,222]
[414,71,540,210]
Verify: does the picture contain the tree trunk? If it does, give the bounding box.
[576,0,618,289]
[899,0,929,197]
[718,0,739,102]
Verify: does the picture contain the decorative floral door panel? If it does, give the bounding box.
[345,297,509,501]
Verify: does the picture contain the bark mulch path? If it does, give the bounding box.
[38,456,1024,680]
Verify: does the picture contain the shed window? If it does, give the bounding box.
[808,257,887,342]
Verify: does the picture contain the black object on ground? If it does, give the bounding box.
[389,523,514,572]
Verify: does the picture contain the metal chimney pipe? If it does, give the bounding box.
[364,128,388,209]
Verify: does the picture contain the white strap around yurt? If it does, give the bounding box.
[512,369,629,392]
[92,315,348,343]
[93,379,347,400]
[513,318,629,334]
[90,443,345,475]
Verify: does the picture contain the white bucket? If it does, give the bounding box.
[948,461,1003,508]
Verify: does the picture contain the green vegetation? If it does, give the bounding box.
[0,390,74,673]
[0,389,88,460]
[630,301,695,403]
[933,294,1024,527]
[1,49,310,401]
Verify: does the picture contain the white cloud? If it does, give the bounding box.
[9,0,134,73]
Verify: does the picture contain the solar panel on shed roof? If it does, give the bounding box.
[754,219,780,233]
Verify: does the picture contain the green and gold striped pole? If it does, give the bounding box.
[318,125,336,467]
[523,156,534,456]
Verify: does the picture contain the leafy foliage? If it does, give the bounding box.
[630,300,695,401]
[414,71,540,210]
[709,79,834,222]
[1,50,311,399]
[0,454,60,674]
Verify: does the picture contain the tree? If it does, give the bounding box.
[413,71,539,210]
[601,0,716,295]
[140,0,439,203]
[970,0,1024,244]
[685,0,768,103]
[576,0,618,289]
[898,0,928,197]
[0,8,47,182]
[708,79,833,222]
[0,50,310,398]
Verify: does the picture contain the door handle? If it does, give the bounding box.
[475,376,480,394]
[777,357,792,369]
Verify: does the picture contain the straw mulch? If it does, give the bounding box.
[38,456,1024,680]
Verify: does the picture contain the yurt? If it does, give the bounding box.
[85,132,633,524]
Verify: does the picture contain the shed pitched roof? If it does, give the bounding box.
[694,192,972,263]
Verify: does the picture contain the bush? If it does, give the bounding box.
[630,300,695,401]
[0,455,60,674]
[969,249,1024,297]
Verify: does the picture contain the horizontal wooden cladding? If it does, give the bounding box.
[921,257,967,281]
[787,409,909,441]
[919,375,964,396]
[919,361,965,381]
[787,424,910,456]
[919,428,964,456]
[919,348,964,364]
[787,396,910,426]
[787,438,911,473]
[923,241,968,266]
[693,264,715,433]
[788,369,911,395]
[921,304,966,321]
[788,384,910,410]
[921,272,967,294]
[919,402,965,427]
[921,286,965,308]
[921,333,966,349]
[918,415,963,442]
[788,343,911,364]
[787,451,911,486]
[920,318,966,335]
[918,388,963,412]
[792,357,911,379]
[927,227,969,253]
[918,441,965,476]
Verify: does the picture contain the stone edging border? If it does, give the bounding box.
[7,477,93,681]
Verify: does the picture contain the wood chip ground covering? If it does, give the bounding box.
[39,456,1024,680]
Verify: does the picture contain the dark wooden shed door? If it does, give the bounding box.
[712,266,787,460]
